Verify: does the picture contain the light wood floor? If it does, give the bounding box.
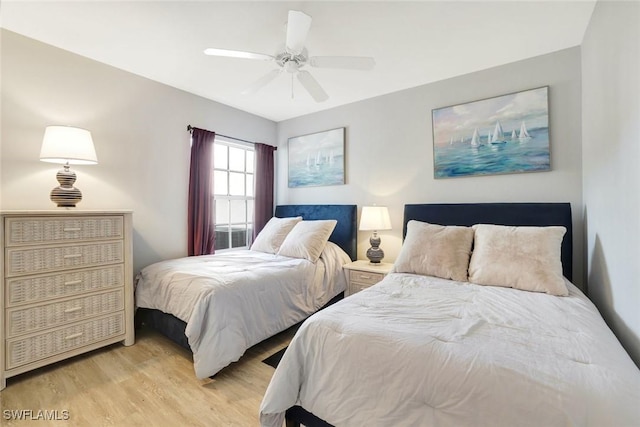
[1,326,297,426]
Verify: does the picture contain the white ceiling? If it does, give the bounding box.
[1,1,596,122]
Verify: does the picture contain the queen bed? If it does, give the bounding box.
[260,203,640,427]
[135,204,356,379]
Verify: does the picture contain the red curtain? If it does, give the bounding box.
[188,127,216,256]
[253,143,276,239]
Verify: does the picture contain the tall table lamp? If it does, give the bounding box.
[359,206,392,264]
[40,126,98,207]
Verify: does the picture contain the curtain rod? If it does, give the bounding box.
[187,125,275,149]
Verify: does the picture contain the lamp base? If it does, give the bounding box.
[50,186,82,207]
[365,232,384,263]
[50,165,82,207]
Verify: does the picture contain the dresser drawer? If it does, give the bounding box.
[6,312,125,370]
[6,241,124,277]
[349,270,384,285]
[349,281,374,295]
[7,289,124,338]
[5,216,123,247]
[6,264,125,307]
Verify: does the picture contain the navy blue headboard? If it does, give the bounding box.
[275,204,357,261]
[403,203,573,281]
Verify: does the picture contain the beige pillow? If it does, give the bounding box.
[250,216,302,254]
[277,220,337,262]
[394,220,474,282]
[468,224,568,296]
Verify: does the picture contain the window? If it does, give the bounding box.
[213,138,254,250]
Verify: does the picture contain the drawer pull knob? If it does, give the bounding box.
[64,280,82,286]
[63,254,82,259]
[63,227,82,232]
[358,275,372,279]
[64,307,82,314]
[64,332,83,340]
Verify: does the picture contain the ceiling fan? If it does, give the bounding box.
[204,10,375,103]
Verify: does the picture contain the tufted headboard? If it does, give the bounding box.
[403,203,573,281]
[275,204,357,261]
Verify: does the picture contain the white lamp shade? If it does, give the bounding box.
[40,126,98,165]
[359,206,392,231]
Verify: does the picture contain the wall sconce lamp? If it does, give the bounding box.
[39,126,98,207]
[359,206,392,264]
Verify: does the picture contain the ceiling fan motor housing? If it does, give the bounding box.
[277,50,307,73]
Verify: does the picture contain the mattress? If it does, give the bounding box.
[135,246,349,378]
[260,273,640,427]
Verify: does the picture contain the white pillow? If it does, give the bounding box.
[250,216,302,254]
[394,220,474,282]
[468,224,568,296]
[277,220,337,262]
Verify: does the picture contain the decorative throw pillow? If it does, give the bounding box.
[468,224,568,296]
[277,220,338,263]
[250,216,302,254]
[393,220,474,282]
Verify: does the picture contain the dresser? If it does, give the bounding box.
[0,210,134,390]
[343,260,394,296]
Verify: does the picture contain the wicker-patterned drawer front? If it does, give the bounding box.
[5,216,123,247]
[6,312,125,370]
[6,241,124,277]
[7,289,124,338]
[5,264,124,307]
[349,270,384,285]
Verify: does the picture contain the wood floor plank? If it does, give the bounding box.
[1,326,296,426]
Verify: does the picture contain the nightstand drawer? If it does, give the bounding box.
[5,216,124,247]
[349,270,384,285]
[349,281,374,295]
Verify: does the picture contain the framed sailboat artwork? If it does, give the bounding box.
[288,127,345,188]
[431,86,550,179]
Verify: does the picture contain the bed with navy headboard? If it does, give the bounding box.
[261,202,640,427]
[135,204,357,378]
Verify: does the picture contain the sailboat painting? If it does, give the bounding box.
[431,86,550,178]
[288,127,345,188]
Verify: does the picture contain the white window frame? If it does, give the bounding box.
[213,137,255,251]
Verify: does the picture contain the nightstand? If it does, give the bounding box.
[343,260,394,296]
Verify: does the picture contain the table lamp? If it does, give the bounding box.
[40,126,98,207]
[359,206,392,264]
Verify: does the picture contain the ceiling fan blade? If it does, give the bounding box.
[297,70,328,102]
[309,56,376,70]
[286,10,312,55]
[241,69,282,95]
[204,48,274,61]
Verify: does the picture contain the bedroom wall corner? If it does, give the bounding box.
[0,29,277,274]
[581,1,640,367]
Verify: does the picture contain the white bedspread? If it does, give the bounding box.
[135,248,348,378]
[260,273,640,427]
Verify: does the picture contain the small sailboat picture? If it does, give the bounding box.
[490,120,507,144]
[518,121,531,140]
[470,128,481,147]
[511,129,517,140]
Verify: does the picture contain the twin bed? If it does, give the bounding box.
[260,203,640,427]
[135,204,356,378]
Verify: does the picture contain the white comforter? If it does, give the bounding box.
[135,246,348,378]
[260,273,640,427]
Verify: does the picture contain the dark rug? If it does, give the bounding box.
[262,347,287,368]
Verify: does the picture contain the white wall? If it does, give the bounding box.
[0,30,277,274]
[582,1,640,366]
[276,48,584,287]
